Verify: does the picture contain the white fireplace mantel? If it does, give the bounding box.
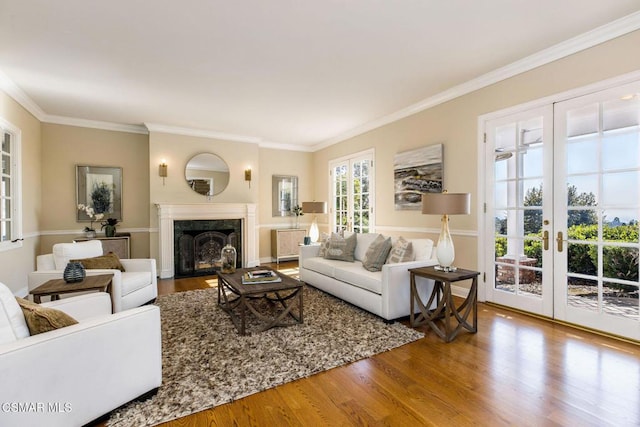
[156,203,259,278]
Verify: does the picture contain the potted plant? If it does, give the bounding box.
[77,204,104,238]
[291,204,304,229]
[101,218,119,237]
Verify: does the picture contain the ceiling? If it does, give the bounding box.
[1,1,639,151]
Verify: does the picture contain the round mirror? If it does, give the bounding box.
[185,153,230,196]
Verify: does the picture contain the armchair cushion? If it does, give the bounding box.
[0,285,29,344]
[16,298,78,335]
[71,251,125,271]
[53,240,103,270]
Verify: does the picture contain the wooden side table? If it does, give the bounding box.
[30,274,115,311]
[409,266,480,342]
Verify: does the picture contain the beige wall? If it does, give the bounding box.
[148,131,260,264]
[0,92,41,294]
[312,29,640,274]
[40,124,150,258]
[258,148,314,262]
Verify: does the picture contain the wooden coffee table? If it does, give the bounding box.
[30,274,114,309]
[217,267,303,335]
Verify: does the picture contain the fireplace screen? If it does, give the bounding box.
[174,219,242,277]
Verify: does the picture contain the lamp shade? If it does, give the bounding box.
[421,193,470,215]
[302,201,327,214]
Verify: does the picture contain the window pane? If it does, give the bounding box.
[2,133,9,153]
[567,138,598,174]
[602,171,638,206]
[567,103,599,137]
[603,97,640,131]
[602,132,639,171]
[1,154,9,175]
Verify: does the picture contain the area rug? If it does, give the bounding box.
[107,285,424,427]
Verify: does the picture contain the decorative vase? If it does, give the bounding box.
[85,229,96,239]
[63,262,86,283]
[220,244,237,274]
[104,224,116,237]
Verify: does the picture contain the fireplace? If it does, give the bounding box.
[156,203,258,279]
[174,219,242,278]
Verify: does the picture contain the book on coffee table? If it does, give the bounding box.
[242,270,282,284]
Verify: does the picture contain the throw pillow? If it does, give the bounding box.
[316,232,331,257]
[324,233,357,262]
[362,234,392,272]
[386,236,414,264]
[16,298,78,336]
[71,252,126,272]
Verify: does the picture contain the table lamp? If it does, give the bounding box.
[302,201,327,243]
[421,191,471,272]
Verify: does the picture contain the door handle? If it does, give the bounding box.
[556,231,564,252]
[543,231,549,251]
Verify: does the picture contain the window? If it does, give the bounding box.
[0,118,21,251]
[329,149,375,234]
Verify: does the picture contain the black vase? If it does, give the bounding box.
[63,262,86,283]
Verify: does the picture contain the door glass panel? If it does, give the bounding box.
[604,211,639,243]
[567,277,599,312]
[493,115,546,299]
[602,171,639,206]
[603,97,640,131]
[602,132,639,171]
[567,138,598,174]
[522,146,543,177]
[567,103,599,137]
[602,282,639,320]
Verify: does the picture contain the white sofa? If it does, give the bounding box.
[0,283,162,427]
[28,240,158,313]
[299,233,438,321]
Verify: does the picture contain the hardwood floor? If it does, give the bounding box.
[109,262,640,426]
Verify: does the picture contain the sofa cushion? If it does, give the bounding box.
[121,272,154,296]
[410,239,434,261]
[71,252,126,272]
[0,283,30,344]
[53,240,103,270]
[325,233,357,262]
[387,236,414,263]
[303,256,337,278]
[354,233,381,261]
[362,235,392,272]
[333,262,383,294]
[16,297,78,336]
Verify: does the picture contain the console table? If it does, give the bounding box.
[409,266,480,342]
[271,229,306,264]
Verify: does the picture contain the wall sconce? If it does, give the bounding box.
[245,168,252,188]
[159,160,168,185]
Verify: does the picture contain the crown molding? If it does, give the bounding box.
[145,122,262,144]
[313,10,640,151]
[258,140,314,152]
[43,115,148,134]
[0,70,47,121]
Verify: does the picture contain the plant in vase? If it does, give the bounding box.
[101,217,119,237]
[77,204,104,238]
[291,204,304,229]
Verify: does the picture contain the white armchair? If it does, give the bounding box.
[28,240,158,313]
[0,283,162,427]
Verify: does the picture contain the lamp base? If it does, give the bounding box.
[434,265,458,272]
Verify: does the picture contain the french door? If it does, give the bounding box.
[329,150,375,234]
[484,80,640,340]
[553,81,640,339]
[484,106,554,317]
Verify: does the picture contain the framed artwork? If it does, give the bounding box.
[394,144,443,210]
[76,165,122,221]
